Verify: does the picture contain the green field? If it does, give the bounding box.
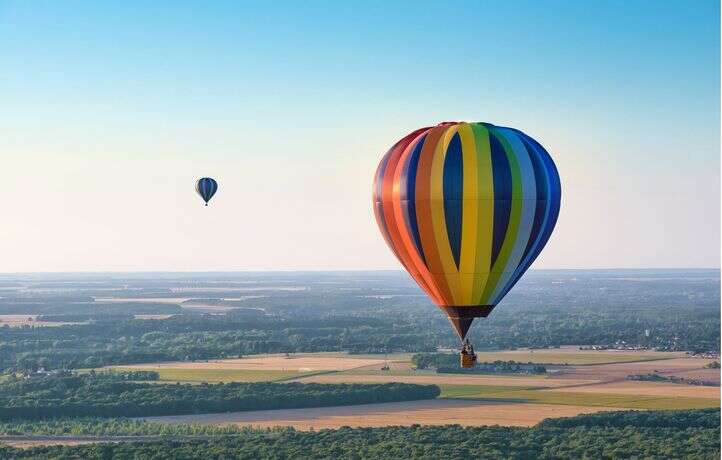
[439,384,720,410]
[470,350,680,365]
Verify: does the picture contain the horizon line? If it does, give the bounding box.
[0,267,718,275]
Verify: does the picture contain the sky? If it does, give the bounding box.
[0,0,719,271]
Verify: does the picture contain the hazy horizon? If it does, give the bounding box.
[2,1,719,272]
[0,268,718,275]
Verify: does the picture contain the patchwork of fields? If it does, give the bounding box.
[114,347,720,430]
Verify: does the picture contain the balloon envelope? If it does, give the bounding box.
[373,122,561,339]
[196,177,218,205]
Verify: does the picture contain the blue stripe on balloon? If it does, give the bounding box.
[489,132,512,267]
[489,128,537,304]
[374,151,392,201]
[401,135,427,264]
[520,135,548,262]
[443,132,464,268]
[492,131,560,304]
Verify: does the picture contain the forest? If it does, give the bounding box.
[0,372,439,420]
[0,409,717,459]
[0,270,718,373]
[1,300,718,373]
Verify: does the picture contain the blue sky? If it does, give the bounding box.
[0,1,719,270]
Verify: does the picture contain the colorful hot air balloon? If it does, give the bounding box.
[195,177,218,206]
[373,122,560,363]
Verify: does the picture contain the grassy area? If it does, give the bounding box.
[127,368,307,383]
[440,384,542,398]
[471,350,679,365]
[439,384,721,410]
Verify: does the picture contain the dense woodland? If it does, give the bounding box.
[0,373,439,420]
[0,270,718,372]
[0,409,717,459]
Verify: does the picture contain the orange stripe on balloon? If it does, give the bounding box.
[380,129,441,303]
[415,124,455,305]
[391,131,444,304]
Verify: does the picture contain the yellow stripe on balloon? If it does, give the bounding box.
[430,125,462,305]
[470,123,494,304]
[456,123,478,305]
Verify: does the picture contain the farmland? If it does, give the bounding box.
[133,369,307,383]
[468,347,685,365]
[114,347,719,431]
[141,399,619,430]
[0,270,718,447]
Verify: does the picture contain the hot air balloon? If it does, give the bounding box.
[373,122,561,367]
[195,177,218,206]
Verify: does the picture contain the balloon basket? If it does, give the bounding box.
[460,350,477,368]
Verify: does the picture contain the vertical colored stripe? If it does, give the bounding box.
[489,128,537,304]
[469,123,494,304]
[400,135,427,264]
[430,126,462,305]
[415,126,455,304]
[489,133,512,267]
[457,123,481,305]
[442,132,463,268]
[481,128,523,304]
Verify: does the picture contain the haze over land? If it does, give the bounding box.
[0,268,718,456]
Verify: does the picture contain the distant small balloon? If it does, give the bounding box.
[195,177,218,206]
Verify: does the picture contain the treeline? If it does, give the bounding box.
[0,374,440,420]
[0,417,248,436]
[537,408,720,429]
[1,315,436,372]
[626,373,717,387]
[412,353,547,374]
[0,409,717,459]
[87,370,160,381]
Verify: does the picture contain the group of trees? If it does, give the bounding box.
[0,409,717,459]
[626,373,717,387]
[412,353,547,374]
[0,373,440,420]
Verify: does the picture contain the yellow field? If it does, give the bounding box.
[553,357,718,380]
[295,373,596,388]
[141,399,620,430]
[438,384,719,410]
[140,368,311,383]
[544,380,721,399]
[133,314,174,320]
[469,347,686,365]
[0,315,85,328]
[116,353,386,373]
